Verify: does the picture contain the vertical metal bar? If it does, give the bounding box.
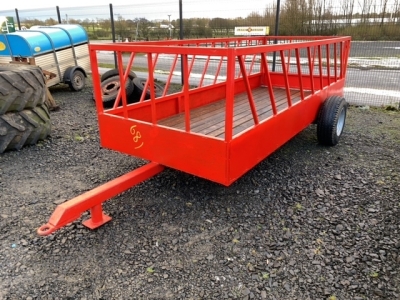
[341,40,351,79]
[15,9,21,31]
[213,56,224,85]
[280,50,292,107]
[147,52,157,124]
[141,53,159,102]
[188,54,196,76]
[182,54,191,132]
[307,47,315,94]
[82,204,111,229]
[236,55,244,78]
[295,48,304,100]
[56,6,62,24]
[163,54,179,95]
[179,0,184,85]
[125,52,136,81]
[225,49,235,142]
[286,49,291,74]
[109,4,117,68]
[260,53,277,115]
[116,52,128,115]
[89,46,104,114]
[272,0,281,72]
[238,56,259,125]
[326,44,331,85]
[318,45,323,90]
[199,56,211,87]
[334,43,338,80]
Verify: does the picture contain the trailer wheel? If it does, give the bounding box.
[101,75,134,108]
[69,70,86,91]
[0,65,46,114]
[101,69,137,82]
[0,103,51,153]
[317,96,347,146]
[131,77,164,102]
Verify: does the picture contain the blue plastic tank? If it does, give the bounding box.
[0,24,88,58]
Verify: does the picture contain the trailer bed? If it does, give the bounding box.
[159,87,311,139]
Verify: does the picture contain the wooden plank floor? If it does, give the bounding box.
[158,87,311,139]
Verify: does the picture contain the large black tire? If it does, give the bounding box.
[0,104,51,153]
[317,96,347,146]
[100,75,134,108]
[131,77,164,102]
[68,70,86,91]
[0,64,47,115]
[101,69,137,82]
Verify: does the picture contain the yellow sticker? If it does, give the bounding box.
[34,46,41,52]
[0,42,6,51]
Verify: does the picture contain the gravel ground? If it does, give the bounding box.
[0,78,399,300]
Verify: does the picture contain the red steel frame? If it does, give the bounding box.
[38,36,351,235]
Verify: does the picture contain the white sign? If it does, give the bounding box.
[234,26,270,36]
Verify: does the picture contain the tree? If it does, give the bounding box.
[358,0,375,23]
[379,0,390,26]
[341,0,355,25]
[280,0,310,35]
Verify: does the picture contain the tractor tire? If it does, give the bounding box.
[101,69,137,82]
[0,64,47,115]
[101,75,134,108]
[0,104,51,153]
[317,96,347,146]
[131,77,164,102]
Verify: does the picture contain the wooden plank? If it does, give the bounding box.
[158,87,311,139]
[200,88,288,137]
[188,88,268,135]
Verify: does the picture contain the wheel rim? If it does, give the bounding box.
[102,81,120,94]
[336,107,346,136]
[74,74,84,88]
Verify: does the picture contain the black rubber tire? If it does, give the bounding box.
[317,96,347,146]
[131,77,164,102]
[69,70,86,91]
[0,64,47,115]
[101,69,137,82]
[0,104,51,153]
[100,75,134,108]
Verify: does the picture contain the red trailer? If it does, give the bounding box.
[38,35,351,235]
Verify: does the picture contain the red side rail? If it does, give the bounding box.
[90,36,351,143]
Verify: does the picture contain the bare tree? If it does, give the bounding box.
[358,0,375,23]
[341,0,355,25]
[280,0,310,35]
[394,0,400,23]
[379,0,390,26]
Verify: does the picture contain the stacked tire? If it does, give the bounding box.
[99,69,165,108]
[0,64,51,154]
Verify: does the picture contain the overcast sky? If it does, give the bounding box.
[0,1,272,20]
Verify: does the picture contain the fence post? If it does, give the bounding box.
[272,0,281,72]
[56,6,62,24]
[109,4,117,68]
[14,9,21,30]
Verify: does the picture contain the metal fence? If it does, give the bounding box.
[1,1,399,107]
